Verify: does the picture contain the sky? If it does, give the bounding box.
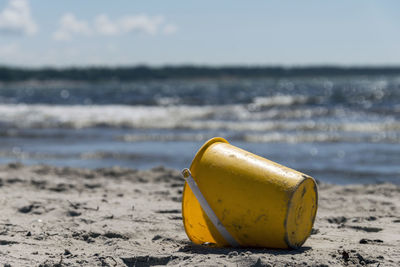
[0,0,399,67]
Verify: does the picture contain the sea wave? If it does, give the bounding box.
[0,104,399,136]
[1,77,399,107]
[116,132,399,144]
[0,150,170,161]
[248,95,313,109]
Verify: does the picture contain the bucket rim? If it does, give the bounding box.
[189,137,229,172]
[182,137,231,246]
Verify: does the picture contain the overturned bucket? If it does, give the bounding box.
[181,137,318,249]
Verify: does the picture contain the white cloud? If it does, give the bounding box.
[94,14,119,35]
[163,24,178,35]
[53,13,91,41]
[0,0,37,35]
[94,14,165,36]
[54,13,176,41]
[118,15,164,35]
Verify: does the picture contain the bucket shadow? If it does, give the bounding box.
[178,242,312,256]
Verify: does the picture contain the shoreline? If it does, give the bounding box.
[0,163,399,266]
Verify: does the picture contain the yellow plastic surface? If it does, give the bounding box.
[182,137,318,248]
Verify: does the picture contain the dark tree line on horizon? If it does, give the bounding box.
[0,65,400,82]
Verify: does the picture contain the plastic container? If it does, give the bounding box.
[182,137,318,249]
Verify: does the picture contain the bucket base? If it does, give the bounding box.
[285,177,318,249]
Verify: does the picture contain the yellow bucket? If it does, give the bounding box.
[181,137,318,249]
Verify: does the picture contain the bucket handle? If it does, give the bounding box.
[181,168,240,247]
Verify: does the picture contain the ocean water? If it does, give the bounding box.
[0,76,399,184]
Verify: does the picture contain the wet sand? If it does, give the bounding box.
[0,163,399,266]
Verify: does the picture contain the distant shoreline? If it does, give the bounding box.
[1,65,400,82]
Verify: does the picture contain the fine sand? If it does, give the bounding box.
[0,163,399,266]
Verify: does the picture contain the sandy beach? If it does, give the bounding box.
[1,0,400,266]
[0,163,399,266]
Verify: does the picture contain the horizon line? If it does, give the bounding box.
[2,64,400,70]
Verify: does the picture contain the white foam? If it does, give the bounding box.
[0,104,218,129]
[0,104,398,137]
[248,95,310,110]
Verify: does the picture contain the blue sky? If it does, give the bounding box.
[0,0,399,67]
